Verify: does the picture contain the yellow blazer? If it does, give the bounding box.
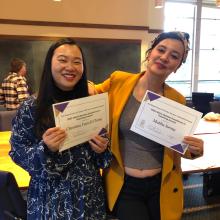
[95,71,191,220]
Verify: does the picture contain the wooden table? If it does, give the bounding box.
[181,119,220,174]
[0,131,30,188]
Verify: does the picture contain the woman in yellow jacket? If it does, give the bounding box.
[95,31,204,220]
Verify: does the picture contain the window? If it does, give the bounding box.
[164,1,220,98]
[199,6,220,96]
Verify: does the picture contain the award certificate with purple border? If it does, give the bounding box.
[130,90,202,154]
[53,93,109,152]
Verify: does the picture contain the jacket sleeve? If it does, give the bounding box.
[95,76,112,94]
[9,100,76,177]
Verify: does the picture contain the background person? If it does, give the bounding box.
[0,58,29,110]
[94,31,204,220]
[9,38,112,219]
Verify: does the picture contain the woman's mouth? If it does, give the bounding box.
[155,62,166,69]
[63,73,76,81]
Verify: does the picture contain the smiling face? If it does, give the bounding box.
[147,38,185,79]
[51,44,84,91]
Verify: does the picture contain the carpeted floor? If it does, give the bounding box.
[182,173,220,220]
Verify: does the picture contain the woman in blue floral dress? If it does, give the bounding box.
[9,38,112,220]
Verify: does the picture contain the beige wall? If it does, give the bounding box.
[1,0,163,27]
[0,0,164,61]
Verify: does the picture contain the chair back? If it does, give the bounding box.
[0,171,27,220]
[192,92,214,115]
[0,110,17,131]
[210,101,220,113]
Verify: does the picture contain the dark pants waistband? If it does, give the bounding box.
[124,172,162,182]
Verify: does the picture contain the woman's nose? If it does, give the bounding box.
[160,53,169,62]
[66,62,75,70]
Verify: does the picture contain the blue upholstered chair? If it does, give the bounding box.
[0,110,16,131]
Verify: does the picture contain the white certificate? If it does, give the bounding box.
[53,93,109,152]
[130,91,202,154]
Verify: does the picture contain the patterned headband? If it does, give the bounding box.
[175,31,190,63]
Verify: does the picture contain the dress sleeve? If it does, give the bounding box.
[9,99,74,177]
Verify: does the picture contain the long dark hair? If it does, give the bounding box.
[34,38,89,138]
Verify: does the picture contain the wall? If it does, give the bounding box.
[0,38,141,92]
[1,0,164,28]
[0,0,164,51]
[0,0,164,91]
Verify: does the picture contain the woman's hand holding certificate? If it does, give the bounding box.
[89,128,109,153]
[43,127,66,152]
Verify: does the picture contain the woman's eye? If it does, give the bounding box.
[58,58,66,63]
[73,61,82,65]
[157,48,165,53]
[171,54,179,60]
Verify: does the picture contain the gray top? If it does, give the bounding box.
[119,94,164,170]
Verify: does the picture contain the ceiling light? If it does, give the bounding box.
[155,0,164,9]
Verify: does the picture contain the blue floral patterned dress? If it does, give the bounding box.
[9,96,112,220]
